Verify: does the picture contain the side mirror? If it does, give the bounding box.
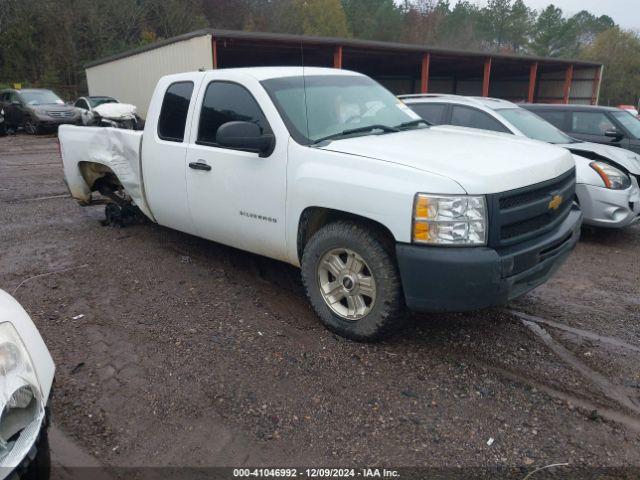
[216,121,274,157]
[605,129,624,140]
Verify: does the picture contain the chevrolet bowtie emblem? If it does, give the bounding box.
[548,195,563,211]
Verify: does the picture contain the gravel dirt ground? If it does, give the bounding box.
[1,134,639,477]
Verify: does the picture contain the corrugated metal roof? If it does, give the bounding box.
[85,28,602,69]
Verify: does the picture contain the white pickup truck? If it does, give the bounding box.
[60,67,582,341]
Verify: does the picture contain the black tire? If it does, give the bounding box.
[14,423,51,480]
[24,117,40,135]
[301,221,405,342]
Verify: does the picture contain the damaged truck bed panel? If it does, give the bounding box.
[59,126,155,221]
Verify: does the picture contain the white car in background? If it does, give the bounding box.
[74,95,141,130]
[0,290,54,479]
[401,94,640,228]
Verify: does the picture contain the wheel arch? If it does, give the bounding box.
[78,161,123,195]
[296,207,397,263]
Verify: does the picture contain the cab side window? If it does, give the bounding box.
[157,81,194,142]
[197,82,272,146]
[451,105,509,133]
[408,103,446,125]
[571,112,616,136]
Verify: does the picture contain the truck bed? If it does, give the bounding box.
[58,125,154,221]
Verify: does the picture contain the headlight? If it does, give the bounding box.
[413,194,487,246]
[0,322,44,469]
[590,162,631,190]
[0,323,40,391]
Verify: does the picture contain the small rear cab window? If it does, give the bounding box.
[158,82,194,142]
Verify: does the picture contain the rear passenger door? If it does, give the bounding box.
[142,76,200,235]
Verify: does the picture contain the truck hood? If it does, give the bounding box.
[318,126,575,194]
[559,141,640,175]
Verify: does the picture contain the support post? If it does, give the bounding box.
[528,62,538,103]
[212,38,218,69]
[482,57,492,97]
[420,53,431,94]
[563,64,574,104]
[333,46,343,69]
[591,66,602,105]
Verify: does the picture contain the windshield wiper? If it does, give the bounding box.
[395,119,431,129]
[312,124,399,145]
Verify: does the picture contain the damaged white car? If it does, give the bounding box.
[75,96,141,130]
[0,290,54,480]
[402,95,640,228]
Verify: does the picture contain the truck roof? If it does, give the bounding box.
[165,66,365,82]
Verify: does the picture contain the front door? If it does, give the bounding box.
[609,109,640,154]
[568,110,627,147]
[185,73,288,261]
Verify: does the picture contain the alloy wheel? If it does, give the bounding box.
[317,248,377,321]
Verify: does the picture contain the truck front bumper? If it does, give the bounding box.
[396,207,583,312]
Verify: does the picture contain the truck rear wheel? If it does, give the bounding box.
[301,221,405,342]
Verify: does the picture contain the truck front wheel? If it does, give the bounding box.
[301,221,405,341]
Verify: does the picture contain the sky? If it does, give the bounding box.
[458,0,640,30]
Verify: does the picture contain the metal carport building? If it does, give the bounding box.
[85,29,603,118]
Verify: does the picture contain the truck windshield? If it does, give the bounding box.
[20,90,64,106]
[261,75,422,145]
[498,108,575,144]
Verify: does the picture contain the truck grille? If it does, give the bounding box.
[488,169,576,248]
[47,110,74,118]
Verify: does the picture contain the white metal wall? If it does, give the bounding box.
[86,34,213,118]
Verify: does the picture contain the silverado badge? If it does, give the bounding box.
[548,195,563,211]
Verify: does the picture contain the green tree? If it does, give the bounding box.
[564,11,615,56]
[341,0,403,41]
[437,1,481,49]
[506,0,535,52]
[401,0,446,45]
[582,27,640,106]
[529,5,574,57]
[478,0,512,49]
[145,0,208,39]
[292,0,350,37]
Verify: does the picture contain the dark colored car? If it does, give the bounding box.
[522,104,640,155]
[0,88,81,134]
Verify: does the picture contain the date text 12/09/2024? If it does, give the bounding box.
[233,469,400,478]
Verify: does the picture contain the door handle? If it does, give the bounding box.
[189,161,211,172]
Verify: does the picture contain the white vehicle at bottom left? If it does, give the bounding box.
[0,290,54,480]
